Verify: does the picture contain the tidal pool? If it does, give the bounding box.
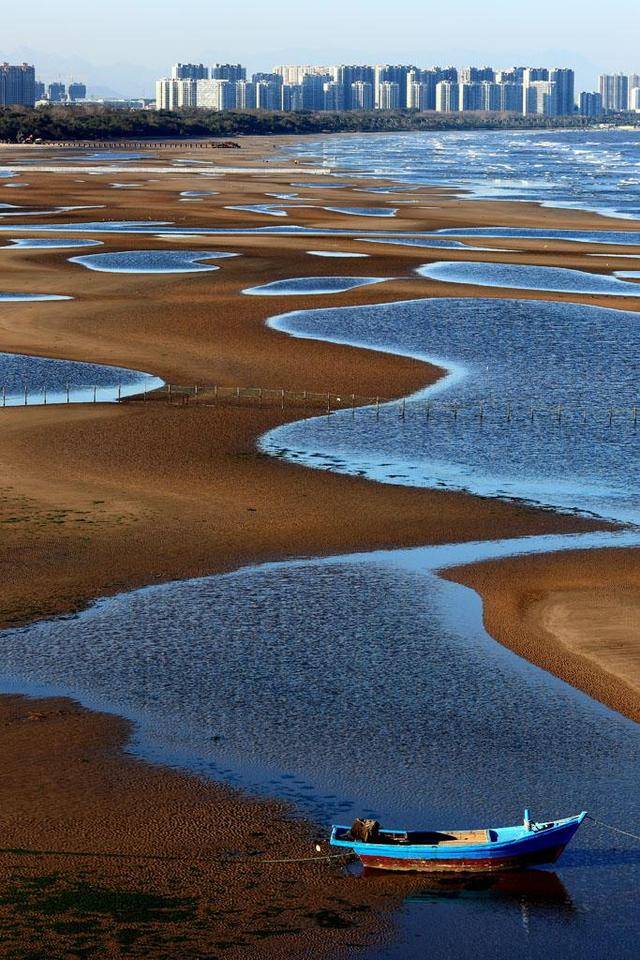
[69,250,237,273]
[0,238,102,250]
[243,276,389,295]
[417,260,640,297]
[307,250,370,258]
[0,351,162,405]
[0,292,71,301]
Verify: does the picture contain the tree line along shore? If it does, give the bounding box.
[0,104,635,143]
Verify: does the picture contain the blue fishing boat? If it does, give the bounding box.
[330,810,586,873]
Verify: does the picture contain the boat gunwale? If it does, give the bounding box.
[330,812,587,856]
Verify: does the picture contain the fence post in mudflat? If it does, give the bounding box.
[24,384,28,406]
[194,384,199,403]
[236,386,241,400]
[351,393,356,418]
[375,396,380,420]
[93,386,97,403]
[214,385,218,401]
[326,392,331,416]
[168,384,172,403]
[303,390,307,410]
[281,388,285,410]
[66,382,70,404]
[258,387,263,406]
[117,383,122,402]
[399,398,406,419]
[43,385,47,406]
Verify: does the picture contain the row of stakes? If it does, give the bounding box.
[2,383,639,427]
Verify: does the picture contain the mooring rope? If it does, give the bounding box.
[586,815,640,843]
[0,845,347,866]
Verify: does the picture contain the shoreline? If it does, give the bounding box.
[0,137,639,955]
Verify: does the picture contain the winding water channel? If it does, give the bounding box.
[1,132,640,958]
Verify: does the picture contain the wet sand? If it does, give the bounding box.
[446,548,640,722]
[1,139,639,955]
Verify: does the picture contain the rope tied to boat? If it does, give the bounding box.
[586,815,640,843]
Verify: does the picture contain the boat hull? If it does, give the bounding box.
[330,813,586,875]
[358,843,567,874]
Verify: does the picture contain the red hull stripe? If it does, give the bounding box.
[358,844,566,873]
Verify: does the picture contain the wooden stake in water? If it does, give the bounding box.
[43,385,47,406]
[24,384,28,406]
[66,382,70,404]
[400,398,406,419]
[93,385,97,403]
[326,392,331,416]
[1,385,5,407]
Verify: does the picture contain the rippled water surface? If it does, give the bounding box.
[262,297,640,524]
[243,276,389,295]
[0,352,161,404]
[288,128,640,219]
[69,249,237,273]
[417,260,640,297]
[3,133,640,960]
[0,238,102,249]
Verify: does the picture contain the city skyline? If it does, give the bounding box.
[5,0,640,98]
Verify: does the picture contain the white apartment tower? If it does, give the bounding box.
[435,80,459,112]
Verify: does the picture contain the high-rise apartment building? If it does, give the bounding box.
[156,78,197,110]
[407,81,432,111]
[302,73,330,110]
[235,80,256,110]
[500,82,523,112]
[407,69,437,109]
[460,66,495,84]
[524,80,559,116]
[281,83,303,111]
[580,91,603,116]
[255,80,281,110]
[274,65,334,85]
[335,65,375,110]
[350,81,374,111]
[458,82,484,111]
[377,81,400,110]
[323,81,345,111]
[374,65,413,108]
[0,63,36,107]
[549,68,574,114]
[196,78,236,110]
[211,64,246,83]
[435,80,459,112]
[47,82,66,102]
[68,82,87,101]
[171,63,208,80]
[598,73,629,111]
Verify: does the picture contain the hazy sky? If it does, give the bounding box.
[3,0,636,97]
